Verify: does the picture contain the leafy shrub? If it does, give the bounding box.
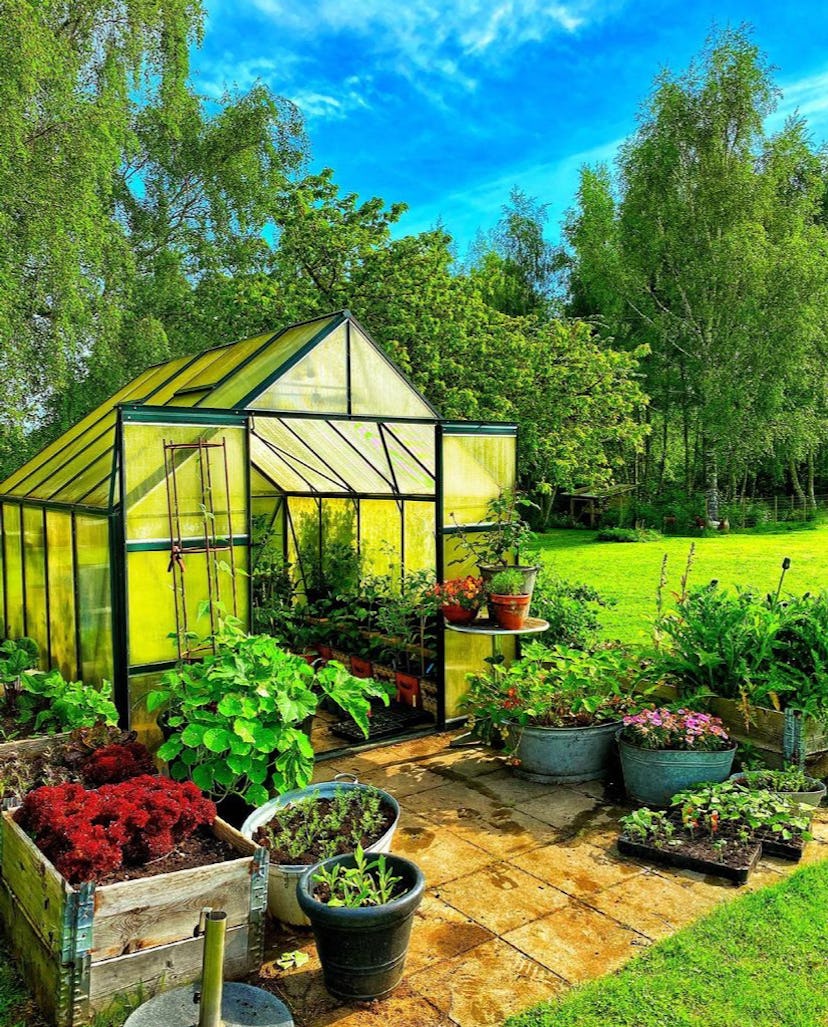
[530,570,607,649]
[150,623,393,806]
[648,575,828,717]
[18,777,215,883]
[596,527,661,543]
[736,767,820,793]
[462,641,641,747]
[0,669,118,740]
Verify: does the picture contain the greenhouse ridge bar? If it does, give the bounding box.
[0,311,516,743]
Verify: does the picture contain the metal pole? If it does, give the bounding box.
[199,910,227,1027]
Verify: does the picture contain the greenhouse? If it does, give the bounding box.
[0,310,516,744]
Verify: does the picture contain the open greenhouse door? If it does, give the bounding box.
[118,410,250,742]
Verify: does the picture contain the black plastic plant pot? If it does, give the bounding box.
[297,853,426,1000]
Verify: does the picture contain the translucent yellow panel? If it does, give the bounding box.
[22,506,47,665]
[286,497,318,598]
[442,433,517,526]
[49,451,114,507]
[45,510,78,679]
[174,331,277,393]
[387,422,436,475]
[383,425,435,495]
[359,500,402,577]
[250,466,281,497]
[75,515,113,686]
[123,424,247,542]
[205,315,338,409]
[249,323,348,414]
[252,419,349,492]
[19,413,116,501]
[250,431,314,493]
[443,534,482,579]
[403,502,436,574]
[274,419,390,493]
[127,670,166,748]
[2,504,24,639]
[444,629,516,719]
[0,364,160,493]
[349,324,435,418]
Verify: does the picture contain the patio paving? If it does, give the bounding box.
[254,730,828,1027]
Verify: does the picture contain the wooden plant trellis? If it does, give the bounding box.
[163,437,238,659]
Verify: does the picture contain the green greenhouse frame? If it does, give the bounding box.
[0,311,517,741]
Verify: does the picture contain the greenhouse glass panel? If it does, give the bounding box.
[46,450,115,508]
[348,324,436,418]
[45,510,78,679]
[123,424,247,542]
[383,425,435,495]
[250,433,311,493]
[442,432,517,526]
[359,500,403,578]
[203,314,340,409]
[127,670,166,745]
[403,502,436,573]
[386,422,436,475]
[2,504,24,639]
[249,323,348,414]
[75,515,113,686]
[167,331,277,402]
[22,506,47,663]
[252,419,350,493]
[17,413,116,502]
[285,497,319,597]
[281,418,391,494]
[127,551,178,666]
[444,630,516,719]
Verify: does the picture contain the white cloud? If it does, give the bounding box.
[769,68,828,136]
[247,0,605,88]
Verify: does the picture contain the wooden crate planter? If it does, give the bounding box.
[650,683,828,771]
[0,731,71,760]
[0,813,268,1026]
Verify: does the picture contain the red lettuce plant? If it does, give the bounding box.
[79,742,156,786]
[17,777,216,883]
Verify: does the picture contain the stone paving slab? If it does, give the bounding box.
[256,731,828,1027]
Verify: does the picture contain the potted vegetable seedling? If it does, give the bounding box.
[241,777,400,925]
[729,766,827,807]
[297,845,425,1000]
[618,708,737,807]
[488,568,530,630]
[463,642,640,782]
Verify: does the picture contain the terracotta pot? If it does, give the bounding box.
[350,655,373,679]
[317,644,333,661]
[441,603,479,626]
[395,671,420,708]
[489,593,530,630]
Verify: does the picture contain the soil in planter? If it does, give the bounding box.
[95,827,238,885]
[755,828,808,861]
[253,796,396,865]
[618,830,761,883]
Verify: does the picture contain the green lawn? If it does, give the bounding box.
[537,524,828,645]
[505,858,828,1027]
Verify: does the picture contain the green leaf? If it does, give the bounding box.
[181,723,206,748]
[191,764,215,792]
[203,727,232,753]
[156,736,183,761]
[243,783,270,807]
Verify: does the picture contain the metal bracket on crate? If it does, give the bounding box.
[783,708,805,766]
[248,846,269,966]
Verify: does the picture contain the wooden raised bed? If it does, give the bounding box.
[649,684,828,772]
[0,812,268,1026]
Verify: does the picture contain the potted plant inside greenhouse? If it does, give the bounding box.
[241,776,400,924]
[617,707,737,807]
[450,488,540,599]
[297,844,425,1000]
[375,570,438,708]
[148,617,393,825]
[487,568,531,630]
[463,642,641,782]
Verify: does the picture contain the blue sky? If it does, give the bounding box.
[192,1,828,256]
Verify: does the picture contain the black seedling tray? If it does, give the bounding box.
[757,834,806,862]
[329,701,431,742]
[618,835,762,885]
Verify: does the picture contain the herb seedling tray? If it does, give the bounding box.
[757,833,807,862]
[617,834,762,885]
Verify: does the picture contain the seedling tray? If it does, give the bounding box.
[757,834,806,862]
[617,834,762,885]
[329,702,431,742]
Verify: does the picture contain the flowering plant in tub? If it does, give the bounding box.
[618,707,737,807]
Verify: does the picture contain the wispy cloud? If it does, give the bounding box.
[771,68,828,135]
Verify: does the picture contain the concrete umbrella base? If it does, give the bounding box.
[123,983,293,1027]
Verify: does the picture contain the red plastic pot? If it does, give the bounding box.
[441,603,478,626]
[395,672,420,707]
[489,593,530,630]
[350,655,373,679]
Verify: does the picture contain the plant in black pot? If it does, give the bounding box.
[297,844,425,1000]
[450,488,540,599]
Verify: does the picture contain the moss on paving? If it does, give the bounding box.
[537,523,828,644]
[505,859,828,1027]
